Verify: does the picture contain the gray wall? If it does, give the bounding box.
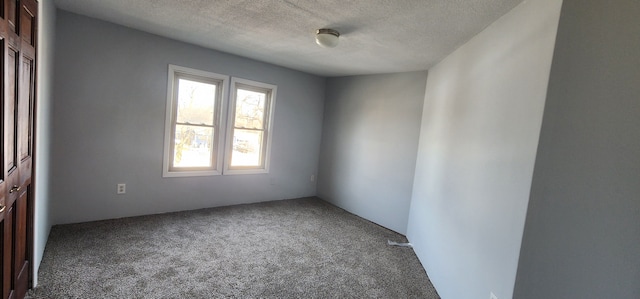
[34,0,56,286]
[406,0,562,298]
[317,72,427,234]
[52,11,325,224]
[514,0,640,298]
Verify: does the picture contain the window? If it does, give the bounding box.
[163,65,276,177]
[224,78,277,174]
[163,65,228,177]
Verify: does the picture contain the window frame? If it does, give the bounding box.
[162,64,229,177]
[223,77,277,175]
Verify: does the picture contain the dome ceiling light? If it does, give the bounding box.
[315,28,340,48]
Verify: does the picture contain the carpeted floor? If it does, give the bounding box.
[29,197,440,298]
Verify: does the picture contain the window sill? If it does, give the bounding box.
[222,168,269,176]
[162,169,222,178]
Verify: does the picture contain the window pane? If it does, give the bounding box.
[230,129,263,167]
[173,125,213,168]
[234,89,266,129]
[176,78,216,126]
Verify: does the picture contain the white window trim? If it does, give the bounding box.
[162,64,229,177]
[223,77,277,175]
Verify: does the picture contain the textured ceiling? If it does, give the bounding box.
[54,0,524,77]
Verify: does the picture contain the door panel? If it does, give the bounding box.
[6,48,17,177]
[18,57,32,162]
[19,4,34,47]
[6,0,16,32]
[12,189,28,299]
[18,55,32,187]
[5,45,19,208]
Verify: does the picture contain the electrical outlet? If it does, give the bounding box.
[117,183,126,194]
[490,292,498,299]
[310,175,315,182]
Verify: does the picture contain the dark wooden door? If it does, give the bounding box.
[0,0,37,298]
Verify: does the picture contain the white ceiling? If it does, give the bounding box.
[53,0,524,77]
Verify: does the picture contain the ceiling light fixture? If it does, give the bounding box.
[315,29,340,48]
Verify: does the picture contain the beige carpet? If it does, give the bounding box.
[30,197,439,298]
